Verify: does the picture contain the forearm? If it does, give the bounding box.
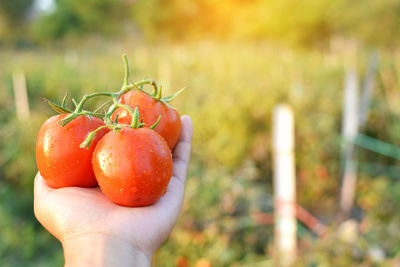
[62,234,152,267]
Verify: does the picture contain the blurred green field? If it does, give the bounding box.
[1,41,400,266]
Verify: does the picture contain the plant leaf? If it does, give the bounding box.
[61,92,68,108]
[43,98,71,114]
[161,87,186,103]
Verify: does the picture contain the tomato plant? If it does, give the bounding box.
[36,114,108,188]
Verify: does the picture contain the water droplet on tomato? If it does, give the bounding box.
[130,187,138,193]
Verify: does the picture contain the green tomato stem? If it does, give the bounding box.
[74,92,116,113]
[80,125,109,149]
[61,92,68,108]
[149,115,161,129]
[154,85,162,101]
[122,53,129,89]
[131,106,140,128]
[81,111,106,118]
[111,95,138,128]
[118,79,158,96]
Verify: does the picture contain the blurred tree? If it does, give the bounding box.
[0,0,34,43]
[32,0,127,41]
[0,0,34,25]
[131,0,241,40]
[131,0,400,47]
[2,0,400,47]
[332,0,400,47]
[231,0,337,46]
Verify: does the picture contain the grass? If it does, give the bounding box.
[1,40,400,265]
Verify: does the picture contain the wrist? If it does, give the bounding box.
[62,233,152,267]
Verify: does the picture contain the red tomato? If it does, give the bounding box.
[111,90,181,150]
[36,114,108,188]
[92,127,173,207]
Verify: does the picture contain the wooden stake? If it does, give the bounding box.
[273,104,296,266]
[12,70,30,121]
[339,69,359,220]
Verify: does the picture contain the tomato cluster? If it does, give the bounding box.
[36,55,183,207]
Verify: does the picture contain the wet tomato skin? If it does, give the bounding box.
[36,114,108,188]
[111,90,181,150]
[92,127,173,207]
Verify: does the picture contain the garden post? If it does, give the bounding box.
[273,104,296,266]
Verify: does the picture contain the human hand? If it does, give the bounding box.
[34,115,193,267]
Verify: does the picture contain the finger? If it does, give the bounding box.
[33,172,56,221]
[149,175,187,234]
[34,173,69,242]
[172,115,193,183]
[34,172,51,217]
[34,172,53,201]
[152,116,193,217]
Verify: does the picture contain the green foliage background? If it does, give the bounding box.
[1,0,400,266]
[1,0,400,46]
